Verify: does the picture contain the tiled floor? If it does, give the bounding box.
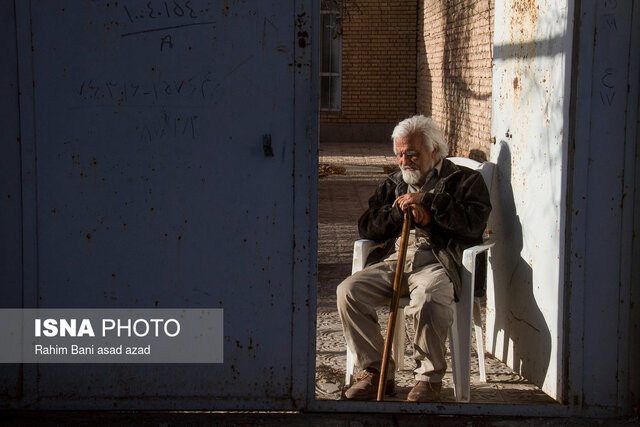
[319,142,397,167]
[315,142,557,404]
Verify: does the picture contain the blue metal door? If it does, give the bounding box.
[4,0,317,409]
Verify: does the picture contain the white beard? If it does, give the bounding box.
[400,156,438,185]
[401,168,423,185]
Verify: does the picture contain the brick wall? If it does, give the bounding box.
[321,0,494,150]
[320,1,417,142]
[417,0,494,157]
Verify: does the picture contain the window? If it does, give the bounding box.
[320,2,342,111]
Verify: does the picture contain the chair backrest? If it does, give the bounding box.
[447,157,495,195]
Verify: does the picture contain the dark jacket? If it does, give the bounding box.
[358,158,492,301]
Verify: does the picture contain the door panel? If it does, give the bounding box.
[11,0,316,409]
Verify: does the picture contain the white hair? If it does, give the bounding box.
[391,115,448,161]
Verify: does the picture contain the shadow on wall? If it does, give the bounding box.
[442,0,492,156]
[488,141,552,389]
[417,0,492,156]
[442,0,472,155]
[416,2,431,118]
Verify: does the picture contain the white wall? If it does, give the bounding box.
[487,0,574,400]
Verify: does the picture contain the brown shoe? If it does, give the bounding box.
[406,381,442,402]
[344,368,395,400]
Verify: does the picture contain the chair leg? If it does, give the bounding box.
[392,307,406,372]
[449,303,464,402]
[473,298,487,383]
[345,345,355,386]
[451,289,473,402]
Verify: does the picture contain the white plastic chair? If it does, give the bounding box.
[344,157,495,403]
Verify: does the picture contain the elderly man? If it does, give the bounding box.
[337,115,491,402]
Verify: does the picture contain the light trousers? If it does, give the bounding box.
[336,249,454,382]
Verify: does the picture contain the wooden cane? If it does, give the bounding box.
[377,210,412,401]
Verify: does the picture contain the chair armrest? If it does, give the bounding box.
[352,239,385,274]
[462,238,495,272]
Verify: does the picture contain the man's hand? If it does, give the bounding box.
[393,193,432,226]
[408,204,432,226]
[393,193,424,211]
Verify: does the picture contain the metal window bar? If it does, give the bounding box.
[320,9,341,111]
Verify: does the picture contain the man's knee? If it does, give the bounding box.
[408,289,453,323]
[409,268,454,307]
[411,288,452,308]
[336,276,357,304]
[336,271,385,308]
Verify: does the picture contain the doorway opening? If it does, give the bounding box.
[313,0,561,406]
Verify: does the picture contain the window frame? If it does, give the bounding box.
[319,6,342,112]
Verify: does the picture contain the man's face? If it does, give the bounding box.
[394,134,437,186]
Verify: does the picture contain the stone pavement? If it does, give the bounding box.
[315,142,556,404]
